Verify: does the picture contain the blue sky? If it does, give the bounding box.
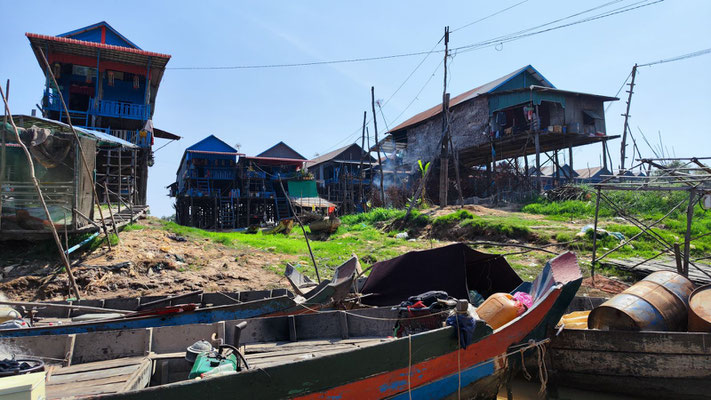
[1,0,709,217]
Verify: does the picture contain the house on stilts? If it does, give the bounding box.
[374,65,619,201]
[1,22,179,240]
[171,137,327,229]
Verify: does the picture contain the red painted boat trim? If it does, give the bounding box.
[294,287,562,399]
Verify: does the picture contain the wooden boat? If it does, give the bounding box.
[548,296,711,400]
[3,250,581,399]
[0,257,359,338]
[308,216,340,234]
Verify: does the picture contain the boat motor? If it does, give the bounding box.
[186,321,250,379]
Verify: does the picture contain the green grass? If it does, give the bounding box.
[522,190,711,258]
[122,223,145,232]
[158,219,429,280]
[432,210,475,226]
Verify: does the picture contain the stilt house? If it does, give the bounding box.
[26,22,179,207]
[376,65,618,199]
[172,137,313,229]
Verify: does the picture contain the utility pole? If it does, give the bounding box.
[620,64,637,172]
[438,26,450,207]
[371,87,385,206]
[358,111,366,210]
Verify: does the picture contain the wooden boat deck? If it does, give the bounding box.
[243,337,392,368]
[45,356,152,399]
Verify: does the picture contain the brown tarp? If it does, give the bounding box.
[360,243,523,306]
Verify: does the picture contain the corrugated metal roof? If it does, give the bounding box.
[307,143,375,168]
[9,115,137,148]
[291,197,336,208]
[388,65,549,133]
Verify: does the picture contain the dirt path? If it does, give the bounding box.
[0,218,292,301]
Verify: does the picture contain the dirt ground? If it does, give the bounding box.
[0,218,292,301]
[0,205,626,302]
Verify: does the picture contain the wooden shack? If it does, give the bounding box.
[0,115,137,240]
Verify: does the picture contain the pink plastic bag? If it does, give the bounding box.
[513,292,533,315]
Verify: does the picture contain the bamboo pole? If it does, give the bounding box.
[0,86,81,299]
[278,179,320,283]
[36,48,113,250]
[104,182,120,243]
[370,87,385,206]
[0,80,7,231]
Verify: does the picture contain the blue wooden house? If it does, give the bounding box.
[306,143,375,212]
[172,138,310,229]
[27,22,180,205]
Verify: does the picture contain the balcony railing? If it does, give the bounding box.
[47,94,149,122]
[90,98,150,120]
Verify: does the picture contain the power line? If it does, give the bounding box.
[279,0,663,153]
[638,47,711,67]
[168,0,658,71]
[451,0,530,33]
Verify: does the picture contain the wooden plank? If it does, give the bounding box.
[51,356,147,375]
[48,381,128,399]
[122,358,153,392]
[550,348,711,378]
[46,373,133,394]
[552,372,710,400]
[551,329,711,355]
[48,364,142,384]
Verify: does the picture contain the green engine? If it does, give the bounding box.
[186,340,242,379]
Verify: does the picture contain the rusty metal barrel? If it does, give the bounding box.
[588,271,694,331]
[688,284,711,332]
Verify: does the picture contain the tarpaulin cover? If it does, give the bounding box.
[360,243,523,306]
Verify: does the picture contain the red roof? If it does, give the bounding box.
[25,33,171,59]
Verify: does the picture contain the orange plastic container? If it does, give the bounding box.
[476,293,519,329]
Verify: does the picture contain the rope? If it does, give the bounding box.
[408,334,412,400]
[295,302,452,321]
[456,316,462,400]
[536,341,549,395]
[518,339,550,395]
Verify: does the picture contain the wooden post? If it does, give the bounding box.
[591,187,602,283]
[104,183,120,244]
[534,132,541,192]
[674,243,684,276]
[118,149,122,213]
[568,145,574,183]
[554,149,560,187]
[0,80,7,232]
[278,179,320,283]
[438,27,450,207]
[371,87,385,206]
[36,48,113,250]
[448,134,464,206]
[602,141,608,171]
[620,64,637,171]
[683,188,696,276]
[358,111,366,209]
[0,87,81,299]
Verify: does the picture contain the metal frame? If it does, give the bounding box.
[590,157,711,281]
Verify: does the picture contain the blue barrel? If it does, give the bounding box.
[588,271,694,331]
